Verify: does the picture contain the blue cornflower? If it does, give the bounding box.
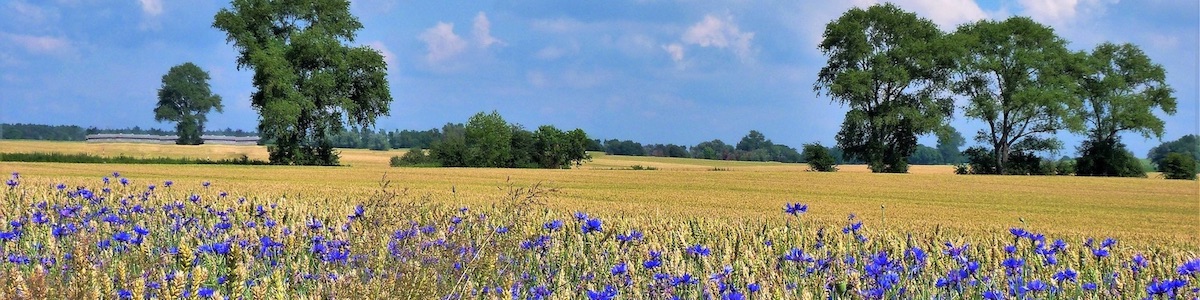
[1002,257,1024,270]
[1177,258,1200,276]
[1025,279,1047,292]
[1004,244,1016,254]
[197,287,214,298]
[617,229,644,243]
[611,262,627,275]
[747,283,761,293]
[31,211,48,225]
[587,285,617,300]
[981,290,1003,300]
[1082,282,1097,291]
[307,219,323,230]
[783,202,808,216]
[202,181,210,188]
[117,289,132,299]
[574,211,589,221]
[55,183,66,190]
[164,180,173,187]
[1009,227,1027,239]
[581,218,602,234]
[1091,248,1110,259]
[5,179,18,188]
[112,231,133,243]
[1053,269,1077,283]
[495,226,509,234]
[450,216,462,224]
[686,244,711,257]
[782,248,810,263]
[1100,237,1116,248]
[644,251,663,269]
[543,220,563,231]
[673,273,697,286]
[1130,254,1148,273]
[147,184,155,191]
[189,194,200,203]
[119,178,129,186]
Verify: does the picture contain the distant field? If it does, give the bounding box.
[1,140,1196,247]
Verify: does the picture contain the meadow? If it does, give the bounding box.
[0,140,1197,298]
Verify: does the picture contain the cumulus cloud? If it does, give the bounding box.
[681,14,754,58]
[473,12,503,48]
[138,0,163,16]
[418,22,468,63]
[2,33,71,54]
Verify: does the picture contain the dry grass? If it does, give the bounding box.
[1,140,1196,247]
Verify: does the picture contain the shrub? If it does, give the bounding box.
[1160,152,1197,180]
[390,149,439,167]
[802,143,838,172]
[629,165,657,170]
[1075,137,1145,177]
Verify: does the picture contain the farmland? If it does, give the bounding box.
[1,140,1198,298]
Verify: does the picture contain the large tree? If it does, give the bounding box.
[951,17,1076,175]
[213,0,392,165]
[154,62,223,145]
[935,126,965,164]
[1071,42,1175,176]
[815,4,955,173]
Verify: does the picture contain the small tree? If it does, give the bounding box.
[803,143,838,172]
[154,62,223,145]
[1160,153,1197,180]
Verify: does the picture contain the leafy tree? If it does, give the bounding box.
[692,139,734,160]
[1160,153,1197,180]
[936,127,965,164]
[802,143,838,172]
[154,62,223,145]
[736,130,771,152]
[213,0,392,165]
[1070,42,1175,177]
[1148,135,1199,166]
[510,125,537,168]
[815,3,955,173]
[464,111,512,168]
[951,17,1076,175]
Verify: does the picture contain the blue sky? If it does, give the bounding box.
[1,0,1196,157]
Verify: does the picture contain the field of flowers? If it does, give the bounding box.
[1,171,1197,299]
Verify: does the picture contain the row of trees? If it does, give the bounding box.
[0,123,257,141]
[601,130,805,163]
[816,4,1177,176]
[394,111,592,169]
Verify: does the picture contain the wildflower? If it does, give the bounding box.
[616,229,643,243]
[1053,269,1077,283]
[1004,244,1016,254]
[117,289,132,299]
[202,181,210,188]
[1130,254,1148,274]
[782,248,811,263]
[543,220,563,231]
[581,218,602,234]
[450,216,462,224]
[673,273,697,286]
[982,290,1003,300]
[1178,258,1200,276]
[587,285,617,300]
[119,178,129,186]
[747,283,761,293]
[1091,248,1109,259]
[611,262,627,275]
[783,203,808,216]
[5,179,17,188]
[307,219,323,230]
[197,287,214,298]
[113,231,133,243]
[686,244,711,257]
[495,226,509,234]
[31,211,48,225]
[55,183,66,190]
[574,211,589,221]
[1081,282,1097,291]
[164,180,173,187]
[644,251,663,269]
[189,194,200,203]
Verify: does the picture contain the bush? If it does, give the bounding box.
[1160,152,1197,180]
[629,165,657,170]
[390,149,439,167]
[802,143,838,172]
[1075,137,1145,177]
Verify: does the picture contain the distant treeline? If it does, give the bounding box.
[0,123,258,140]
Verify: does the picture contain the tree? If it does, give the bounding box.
[736,130,771,152]
[815,4,955,173]
[936,127,965,164]
[1070,42,1176,176]
[1160,153,1197,180]
[802,143,838,172]
[154,63,223,145]
[951,17,1076,175]
[464,111,512,168]
[213,0,392,165]
[907,144,943,165]
[1148,135,1199,166]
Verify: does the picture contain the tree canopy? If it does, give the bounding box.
[213,0,392,165]
[815,3,955,173]
[951,17,1077,175]
[154,62,223,145]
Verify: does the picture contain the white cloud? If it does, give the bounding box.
[418,22,467,63]
[2,33,71,54]
[1016,0,1119,24]
[366,41,396,68]
[681,14,754,59]
[9,1,56,24]
[662,43,684,62]
[138,0,162,16]
[472,12,503,48]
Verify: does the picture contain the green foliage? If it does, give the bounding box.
[691,139,733,160]
[935,127,965,164]
[628,165,657,170]
[1054,157,1076,176]
[154,62,223,145]
[0,123,86,140]
[802,143,838,172]
[1148,134,1200,166]
[424,112,589,169]
[1075,137,1146,177]
[390,149,439,167]
[0,152,266,165]
[603,139,646,156]
[465,111,513,168]
[736,130,770,152]
[213,0,392,165]
[952,17,1075,174]
[907,145,943,165]
[1071,42,1176,142]
[815,3,955,173]
[960,147,1055,175]
[1160,152,1198,180]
